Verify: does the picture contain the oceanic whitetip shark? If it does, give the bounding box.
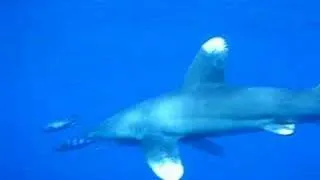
[56,36,320,180]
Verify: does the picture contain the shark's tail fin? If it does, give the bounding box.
[55,136,95,152]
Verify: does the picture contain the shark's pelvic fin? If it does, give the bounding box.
[273,83,320,131]
[187,138,224,157]
[142,135,184,180]
[183,36,228,89]
[262,123,295,136]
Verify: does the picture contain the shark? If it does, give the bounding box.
[55,36,320,180]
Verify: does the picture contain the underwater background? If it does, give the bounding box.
[6,0,320,179]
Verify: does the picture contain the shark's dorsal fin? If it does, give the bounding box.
[142,135,184,180]
[183,37,228,89]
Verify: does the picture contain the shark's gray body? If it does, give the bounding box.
[57,37,320,180]
[91,85,320,141]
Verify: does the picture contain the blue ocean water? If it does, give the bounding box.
[6,0,320,179]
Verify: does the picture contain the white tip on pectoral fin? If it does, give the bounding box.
[142,135,184,180]
[263,123,295,136]
[149,156,184,180]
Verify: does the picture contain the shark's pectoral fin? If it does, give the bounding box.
[142,135,184,180]
[263,123,295,136]
[186,138,224,157]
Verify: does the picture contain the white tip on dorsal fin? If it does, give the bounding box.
[201,37,228,55]
[263,123,295,136]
